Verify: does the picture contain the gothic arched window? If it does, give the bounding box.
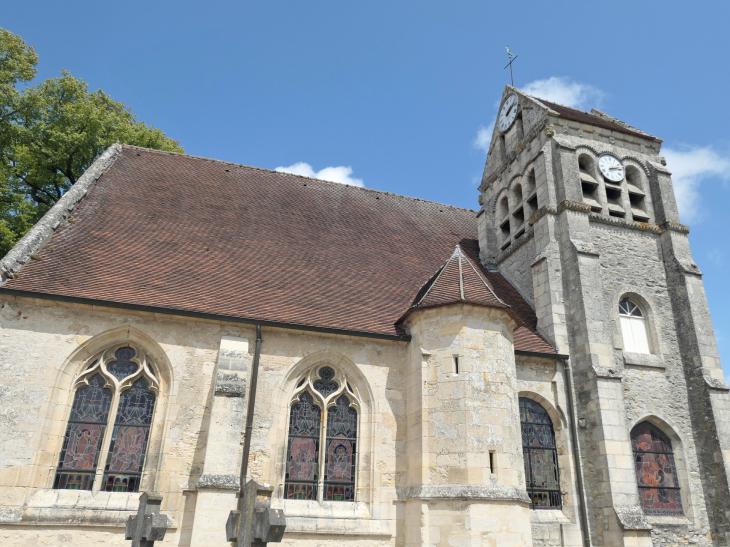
[520,398,561,509]
[619,298,651,354]
[285,366,359,502]
[631,422,683,516]
[54,345,159,492]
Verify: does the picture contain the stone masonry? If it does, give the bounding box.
[0,85,728,546]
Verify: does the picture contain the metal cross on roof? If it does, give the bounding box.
[125,492,169,547]
[504,46,518,87]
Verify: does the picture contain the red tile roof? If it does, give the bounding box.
[3,146,554,353]
[401,244,511,319]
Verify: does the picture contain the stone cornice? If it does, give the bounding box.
[196,473,240,490]
[399,484,531,504]
[614,505,652,531]
[530,201,691,237]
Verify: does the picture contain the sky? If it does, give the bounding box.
[3,1,729,375]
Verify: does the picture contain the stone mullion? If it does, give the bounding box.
[317,403,327,503]
[92,389,121,493]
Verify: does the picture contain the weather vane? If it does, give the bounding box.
[505,46,518,87]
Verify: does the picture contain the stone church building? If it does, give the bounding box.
[1,86,729,546]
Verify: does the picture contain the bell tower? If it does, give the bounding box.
[477,86,730,546]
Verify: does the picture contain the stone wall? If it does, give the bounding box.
[0,293,413,546]
[0,292,588,546]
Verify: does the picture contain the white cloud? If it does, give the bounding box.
[522,76,604,110]
[473,122,494,153]
[473,77,604,154]
[662,146,730,222]
[274,162,364,187]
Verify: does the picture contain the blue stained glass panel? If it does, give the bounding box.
[107,347,139,381]
[313,366,338,398]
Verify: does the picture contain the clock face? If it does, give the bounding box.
[497,94,519,133]
[598,154,625,182]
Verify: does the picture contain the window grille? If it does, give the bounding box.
[520,398,561,509]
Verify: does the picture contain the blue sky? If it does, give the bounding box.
[4,1,729,373]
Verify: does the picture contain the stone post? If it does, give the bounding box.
[189,336,250,546]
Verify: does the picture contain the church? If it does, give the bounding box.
[1,85,729,547]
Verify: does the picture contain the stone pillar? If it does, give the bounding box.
[189,336,250,547]
[660,227,730,543]
[403,304,533,547]
[554,206,652,546]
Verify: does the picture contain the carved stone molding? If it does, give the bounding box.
[399,484,531,504]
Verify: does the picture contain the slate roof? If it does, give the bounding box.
[538,99,658,141]
[2,145,555,353]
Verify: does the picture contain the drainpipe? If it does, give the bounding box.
[238,324,262,511]
[563,357,591,547]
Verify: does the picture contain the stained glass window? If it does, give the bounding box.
[286,367,358,502]
[54,374,112,490]
[313,366,338,398]
[103,377,156,492]
[107,347,139,381]
[54,345,158,492]
[324,395,357,501]
[520,398,561,509]
[284,391,321,500]
[631,422,683,516]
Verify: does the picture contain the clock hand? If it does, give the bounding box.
[609,166,622,170]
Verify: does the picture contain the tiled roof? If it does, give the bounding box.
[537,99,657,141]
[403,244,509,314]
[3,146,554,353]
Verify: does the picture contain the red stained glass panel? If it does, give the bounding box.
[54,374,112,490]
[631,422,683,516]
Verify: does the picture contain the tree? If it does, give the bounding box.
[0,28,183,256]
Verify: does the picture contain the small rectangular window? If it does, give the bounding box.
[489,451,496,474]
[453,356,459,374]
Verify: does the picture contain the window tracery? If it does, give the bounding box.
[631,422,683,516]
[285,365,359,502]
[520,398,561,509]
[54,344,160,492]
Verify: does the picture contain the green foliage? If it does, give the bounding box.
[0,28,183,257]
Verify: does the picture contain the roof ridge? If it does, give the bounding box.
[120,144,478,213]
[413,257,452,307]
[459,249,507,307]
